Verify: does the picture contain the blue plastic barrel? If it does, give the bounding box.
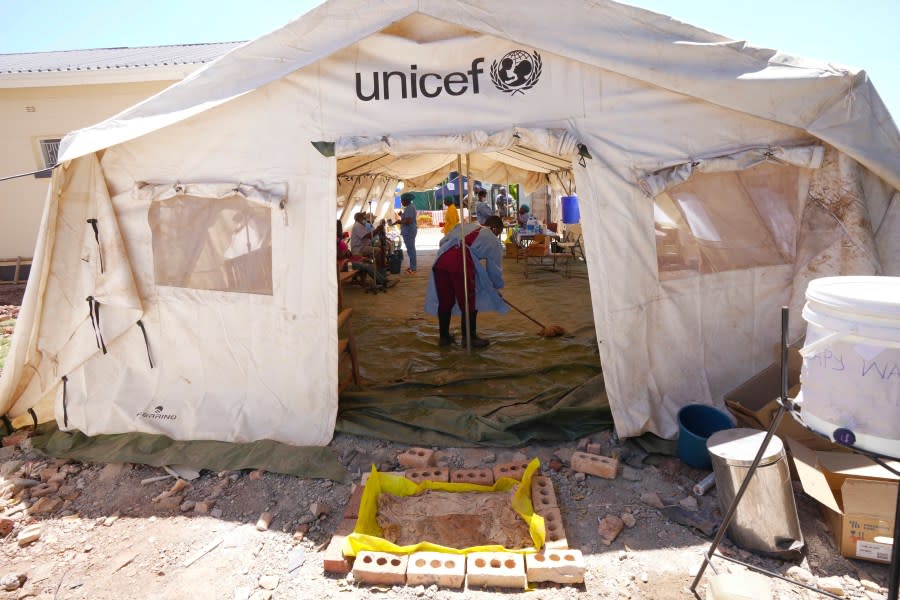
[561,195,580,224]
[677,404,734,470]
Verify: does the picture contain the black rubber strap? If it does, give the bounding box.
[136,320,154,368]
[87,218,105,273]
[62,375,69,428]
[94,301,107,354]
[28,408,38,430]
[86,296,107,354]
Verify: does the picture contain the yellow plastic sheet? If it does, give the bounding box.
[345,458,546,556]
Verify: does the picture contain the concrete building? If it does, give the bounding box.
[0,42,237,281]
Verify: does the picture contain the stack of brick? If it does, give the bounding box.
[323,451,586,589]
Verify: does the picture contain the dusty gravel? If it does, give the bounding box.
[0,428,893,600]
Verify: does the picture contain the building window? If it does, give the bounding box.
[34,138,60,179]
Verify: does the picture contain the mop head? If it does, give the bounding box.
[539,325,566,337]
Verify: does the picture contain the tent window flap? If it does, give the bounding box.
[149,193,273,295]
[654,162,801,278]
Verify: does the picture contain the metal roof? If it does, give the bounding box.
[0,42,241,75]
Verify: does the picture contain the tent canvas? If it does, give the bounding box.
[1,0,898,446]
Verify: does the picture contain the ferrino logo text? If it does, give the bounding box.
[136,405,177,421]
[355,50,543,101]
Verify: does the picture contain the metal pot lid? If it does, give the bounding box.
[707,428,784,467]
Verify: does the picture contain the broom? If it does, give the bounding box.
[502,297,566,337]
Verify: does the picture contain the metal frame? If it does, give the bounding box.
[690,306,899,600]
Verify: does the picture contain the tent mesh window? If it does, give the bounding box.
[653,162,800,278]
[148,193,273,295]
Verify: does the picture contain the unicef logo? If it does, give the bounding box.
[490,50,542,96]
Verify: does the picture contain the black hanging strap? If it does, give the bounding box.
[86,218,105,273]
[28,408,38,430]
[86,296,107,354]
[136,320,154,368]
[1,415,12,436]
[62,375,69,428]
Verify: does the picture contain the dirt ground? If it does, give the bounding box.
[0,431,893,600]
[0,244,894,600]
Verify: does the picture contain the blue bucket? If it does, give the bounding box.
[677,404,734,470]
[561,195,580,224]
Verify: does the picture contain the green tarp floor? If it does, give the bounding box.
[335,231,614,446]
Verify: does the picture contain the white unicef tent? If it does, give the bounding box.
[1,0,898,445]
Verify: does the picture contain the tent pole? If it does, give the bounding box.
[338,177,361,224]
[458,155,471,353]
[371,176,391,221]
[465,153,472,222]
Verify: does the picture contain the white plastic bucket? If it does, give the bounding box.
[798,276,900,457]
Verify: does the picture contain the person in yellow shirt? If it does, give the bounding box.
[442,197,459,236]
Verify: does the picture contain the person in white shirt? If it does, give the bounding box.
[474,188,494,225]
[350,212,374,257]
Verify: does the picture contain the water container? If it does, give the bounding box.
[798,276,900,457]
[707,429,803,558]
[676,404,734,470]
[561,195,580,224]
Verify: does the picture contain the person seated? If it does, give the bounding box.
[516,204,530,227]
[510,204,531,246]
[350,212,374,258]
[341,218,393,287]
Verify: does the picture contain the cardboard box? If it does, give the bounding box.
[788,439,898,563]
[723,349,838,452]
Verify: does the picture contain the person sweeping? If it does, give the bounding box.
[425,216,508,347]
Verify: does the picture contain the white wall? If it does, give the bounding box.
[0,81,173,258]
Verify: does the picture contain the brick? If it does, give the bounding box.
[492,461,530,482]
[586,443,604,455]
[323,518,357,574]
[597,515,624,546]
[352,551,407,586]
[403,467,449,484]
[17,523,42,546]
[526,549,586,584]
[344,485,364,519]
[466,552,527,589]
[449,468,494,486]
[530,476,557,510]
[571,451,618,479]
[538,507,568,549]
[323,536,353,574]
[405,552,465,588]
[256,511,273,531]
[397,447,435,468]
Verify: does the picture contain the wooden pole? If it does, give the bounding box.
[458,155,471,353]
